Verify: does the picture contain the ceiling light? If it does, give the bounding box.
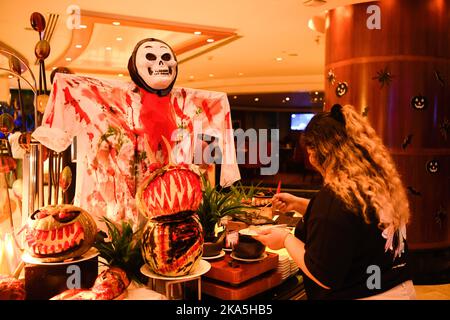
[209,74,214,78]
[285,97,290,101]
[65,57,72,62]
[238,72,244,76]
[189,75,195,79]
[79,24,87,29]
[8,75,13,79]
[254,98,259,102]
[52,67,57,70]
[233,96,237,99]
[276,57,283,61]
[303,0,327,7]
[118,73,123,77]
[282,99,286,103]
[105,47,112,51]
[194,31,202,35]
[207,39,214,43]
[116,37,123,41]
[112,21,120,26]
[75,44,82,48]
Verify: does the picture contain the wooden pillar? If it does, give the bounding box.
[324,0,450,268]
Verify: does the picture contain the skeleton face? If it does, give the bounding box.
[411,95,427,110]
[426,160,439,173]
[134,40,177,92]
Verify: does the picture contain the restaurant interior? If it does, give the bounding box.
[0,0,448,301]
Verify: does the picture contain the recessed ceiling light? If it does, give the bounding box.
[116,37,123,41]
[105,47,112,51]
[79,24,87,29]
[254,98,259,102]
[112,21,120,26]
[118,73,123,77]
[282,99,286,103]
[8,75,13,79]
[52,67,57,70]
[194,31,202,35]
[276,57,283,61]
[189,75,195,79]
[65,57,72,62]
[209,74,214,77]
[207,39,214,43]
[75,44,82,48]
[238,72,244,76]
[285,97,290,101]
[315,91,319,95]
[233,96,237,99]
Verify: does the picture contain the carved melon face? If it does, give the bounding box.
[25,205,97,261]
[136,164,203,219]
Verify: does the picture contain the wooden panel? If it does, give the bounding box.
[324,0,450,249]
[202,271,282,300]
[204,252,279,285]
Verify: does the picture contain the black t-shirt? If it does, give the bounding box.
[294,186,411,300]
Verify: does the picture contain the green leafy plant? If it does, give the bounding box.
[229,181,263,202]
[93,217,146,284]
[196,177,248,241]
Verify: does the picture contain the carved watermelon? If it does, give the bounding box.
[136,164,203,219]
[141,214,203,276]
[24,205,97,262]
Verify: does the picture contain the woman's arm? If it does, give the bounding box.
[283,233,330,290]
[272,193,310,215]
[254,229,330,290]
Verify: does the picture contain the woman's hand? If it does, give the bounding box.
[272,193,299,213]
[253,228,291,250]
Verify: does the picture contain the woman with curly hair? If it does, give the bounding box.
[254,104,416,300]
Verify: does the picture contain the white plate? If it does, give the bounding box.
[238,228,259,236]
[22,247,99,265]
[230,252,268,262]
[140,259,211,281]
[202,250,225,260]
[223,247,232,252]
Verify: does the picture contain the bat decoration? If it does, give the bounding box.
[439,118,449,141]
[401,134,413,150]
[435,206,447,229]
[407,186,421,196]
[372,66,394,88]
[434,69,445,87]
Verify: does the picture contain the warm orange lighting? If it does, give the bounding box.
[118,73,123,77]
[209,74,214,77]
[194,31,202,35]
[238,72,244,76]
[112,21,121,26]
[285,97,290,101]
[189,75,195,79]
[116,37,123,41]
[105,47,112,51]
[276,57,283,61]
[79,24,87,29]
[254,98,259,102]
[207,38,214,43]
[75,44,82,48]
[65,57,72,62]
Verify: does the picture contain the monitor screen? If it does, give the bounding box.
[290,113,315,131]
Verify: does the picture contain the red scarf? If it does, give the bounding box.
[139,88,177,161]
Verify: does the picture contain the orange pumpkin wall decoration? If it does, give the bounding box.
[24,205,97,262]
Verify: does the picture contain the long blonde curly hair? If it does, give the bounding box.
[303,104,410,230]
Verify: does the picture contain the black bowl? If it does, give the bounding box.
[232,234,265,259]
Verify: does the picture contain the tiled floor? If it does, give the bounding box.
[414,284,450,300]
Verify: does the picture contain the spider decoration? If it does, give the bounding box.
[439,118,449,141]
[372,66,394,88]
[327,69,336,86]
[434,69,445,87]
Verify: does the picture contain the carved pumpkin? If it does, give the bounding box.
[141,214,203,276]
[136,164,203,219]
[24,205,97,262]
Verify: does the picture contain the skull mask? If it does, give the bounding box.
[128,38,178,96]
